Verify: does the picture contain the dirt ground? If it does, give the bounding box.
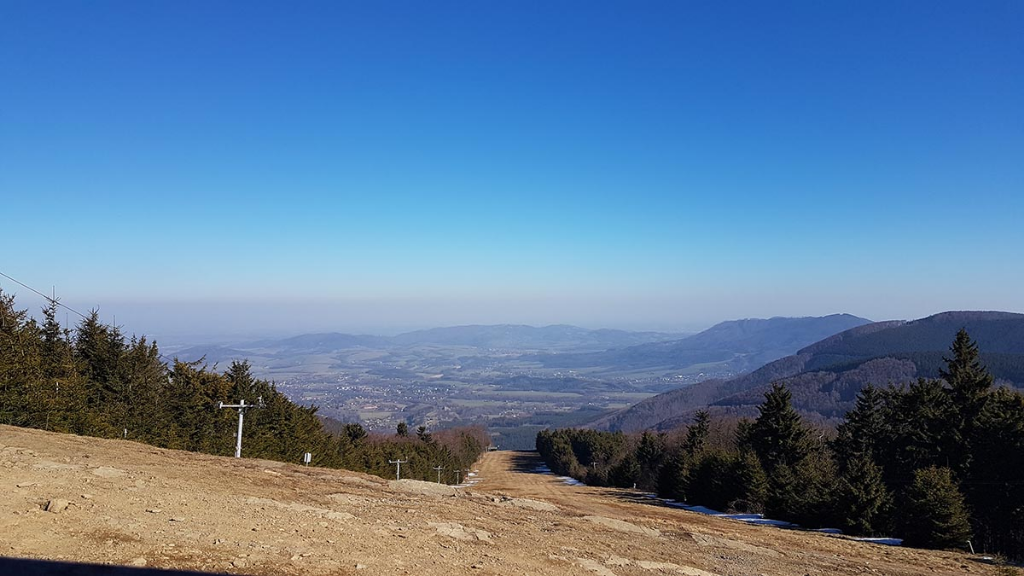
[0,425,1002,575]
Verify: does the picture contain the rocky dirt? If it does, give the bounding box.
[0,425,1002,575]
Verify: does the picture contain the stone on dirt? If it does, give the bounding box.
[45,499,69,513]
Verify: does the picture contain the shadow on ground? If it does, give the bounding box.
[505,450,545,473]
[591,488,675,508]
[0,557,215,576]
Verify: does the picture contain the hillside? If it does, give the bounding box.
[0,425,994,576]
[535,314,871,375]
[596,311,1024,431]
[157,315,872,437]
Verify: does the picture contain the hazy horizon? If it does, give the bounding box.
[4,284,1023,347]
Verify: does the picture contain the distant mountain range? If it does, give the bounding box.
[592,311,1024,432]
[171,324,687,362]
[533,314,871,375]
[167,317,877,385]
[385,324,683,351]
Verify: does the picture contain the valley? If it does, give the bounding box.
[166,318,868,447]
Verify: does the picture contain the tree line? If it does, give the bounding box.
[538,329,1023,559]
[0,291,488,483]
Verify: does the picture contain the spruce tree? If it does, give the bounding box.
[940,328,993,474]
[226,360,258,402]
[941,328,994,408]
[609,453,641,488]
[901,466,972,550]
[745,383,810,474]
[635,430,666,490]
[685,449,737,511]
[969,387,1024,556]
[833,385,885,467]
[875,379,956,486]
[0,290,35,427]
[38,299,88,434]
[120,336,167,442]
[766,448,838,526]
[343,423,367,443]
[74,311,128,436]
[40,299,74,381]
[656,448,689,501]
[731,450,768,514]
[833,454,892,536]
[683,410,710,458]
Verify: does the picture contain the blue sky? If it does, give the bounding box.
[1,1,1022,338]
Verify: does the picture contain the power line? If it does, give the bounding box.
[0,270,89,319]
[1,270,178,366]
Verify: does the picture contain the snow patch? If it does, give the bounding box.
[635,492,901,544]
[851,537,903,546]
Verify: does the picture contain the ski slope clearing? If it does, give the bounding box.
[1,426,998,576]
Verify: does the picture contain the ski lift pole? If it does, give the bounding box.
[389,458,408,480]
[218,396,263,458]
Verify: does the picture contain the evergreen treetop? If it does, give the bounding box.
[744,383,810,473]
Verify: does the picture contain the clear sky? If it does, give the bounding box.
[1,1,1022,340]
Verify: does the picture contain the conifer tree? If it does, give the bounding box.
[685,449,737,511]
[75,311,129,436]
[833,454,892,536]
[765,448,838,525]
[941,328,994,408]
[967,387,1024,556]
[342,423,367,443]
[37,299,88,434]
[119,336,167,442]
[40,299,74,381]
[731,450,768,513]
[901,466,972,550]
[940,328,993,474]
[634,430,666,490]
[225,360,258,402]
[0,291,36,427]
[609,452,641,488]
[683,410,710,457]
[833,385,885,467]
[165,360,233,454]
[656,448,689,501]
[874,379,956,486]
[745,383,810,474]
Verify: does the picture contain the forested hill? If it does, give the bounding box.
[538,330,1024,560]
[594,311,1024,431]
[532,314,871,374]
[0,290,488,482]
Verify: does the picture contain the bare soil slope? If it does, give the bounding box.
[0,426,996,576]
